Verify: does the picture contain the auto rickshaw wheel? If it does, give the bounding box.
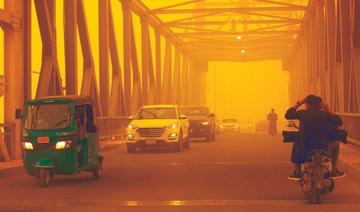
[38,168,51,188]
[92,162,103,180]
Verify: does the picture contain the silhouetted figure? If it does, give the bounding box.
[267,108,278,135]
[285,95,345,180]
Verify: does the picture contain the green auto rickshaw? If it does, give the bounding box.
[16,95,103,187]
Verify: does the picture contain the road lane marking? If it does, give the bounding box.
[1,199,360,208]
[119,161,290,167]
[122,199,307,206]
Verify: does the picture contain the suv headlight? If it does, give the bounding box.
[169,123,178,129]
[128,124,138,130]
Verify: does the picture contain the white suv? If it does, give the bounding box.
[126,105,190,153]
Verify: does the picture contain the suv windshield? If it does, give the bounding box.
[181,107,207,116]
[136,108,177,119]
[25,103,72,130]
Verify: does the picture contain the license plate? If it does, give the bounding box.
[37,137,49,144]
[146,139,157,145]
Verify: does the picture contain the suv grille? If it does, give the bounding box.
[137,128,166,137]
[190,120,202,126]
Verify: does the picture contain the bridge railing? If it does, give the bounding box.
[96,117,129,141]
[337,113,360,146]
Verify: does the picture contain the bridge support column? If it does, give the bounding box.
[99,0,109,116]
[122,0,132,114]
[162,39,172,104]
[141,16,149,105]
[172,49,181,104]
[3,0,26,159]
[64,0,77,95]
[109,1,126,116]
[180,55,189,106]
[155,29,162,104]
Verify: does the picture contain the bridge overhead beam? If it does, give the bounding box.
[120,0,205,107]
[122,0,195,60]
[153,6,307,14]
[165,19,302,27]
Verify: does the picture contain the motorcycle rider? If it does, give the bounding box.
[285,95,345,180]
[267,108,278,135]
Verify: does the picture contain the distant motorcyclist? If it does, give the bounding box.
[285,95,345,180]
[267,108,278,135]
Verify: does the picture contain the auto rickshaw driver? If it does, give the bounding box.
[75,108,86,166]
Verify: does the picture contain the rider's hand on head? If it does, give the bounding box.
[321,103,328,110]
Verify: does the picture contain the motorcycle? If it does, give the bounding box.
[301,149,334,204]
[268,126,277,136]
[283,121,337,204]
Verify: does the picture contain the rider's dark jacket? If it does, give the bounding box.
[285,107,342,163]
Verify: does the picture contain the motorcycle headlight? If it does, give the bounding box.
[55,140,72,150]
[22,142,33,150]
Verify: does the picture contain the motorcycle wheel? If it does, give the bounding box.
[311,188,322,204]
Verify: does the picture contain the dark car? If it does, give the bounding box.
[181,106,216,141]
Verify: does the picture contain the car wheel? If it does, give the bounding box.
[174,132,184,152]
[212,132,216,141]
[184,135,190,149]
[127,144,137,153]
[206,132,212,141]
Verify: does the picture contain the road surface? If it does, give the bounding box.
[1,133,360,211]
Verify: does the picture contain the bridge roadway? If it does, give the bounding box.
[1,133,360,211]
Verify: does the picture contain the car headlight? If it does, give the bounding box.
[55,140,72,150]
[169,123,178,129]
[202,121,209,125]
[169,132,178,138]
[128,124,138,130]
[22,142,33,150]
